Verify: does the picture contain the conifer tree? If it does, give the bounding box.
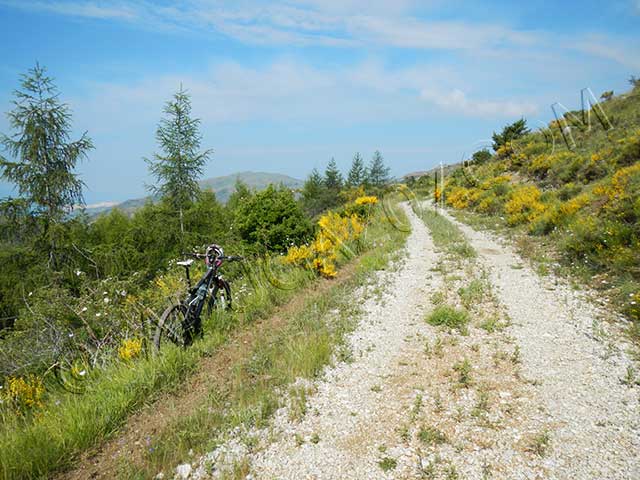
[346,152,365,187]
[145,86,211,234]
[0,64,93,225]
[324,157,343,191]
[367,150,391,187]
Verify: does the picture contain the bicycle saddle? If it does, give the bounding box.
[177,259,194,267]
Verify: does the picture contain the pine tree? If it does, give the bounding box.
[491,118,530,151]
[0,64,93,225]
[324,157,343,191]
[346,152,365,187]
[145,85,211,234]
[367,150,390,187]
[301,168,327,216]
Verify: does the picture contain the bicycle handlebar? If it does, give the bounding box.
[181,252,244,262]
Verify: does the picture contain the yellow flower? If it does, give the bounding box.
[2,374,45,412]
[118,338,143,361]
[505,185,546,225]
[355,195,378,206]
[284,244,312,266]
[559,193,590,216]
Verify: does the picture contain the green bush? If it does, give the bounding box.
[425,305,469,331]
[234,185,312,253]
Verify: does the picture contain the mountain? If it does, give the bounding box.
[78,171,303,217]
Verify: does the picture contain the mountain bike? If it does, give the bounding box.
[153,244,243,350]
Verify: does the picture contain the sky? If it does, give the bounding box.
[0,0,639,204]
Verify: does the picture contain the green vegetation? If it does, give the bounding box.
[0,64,403,479]
[378,457,398,472]
[443,82,640,338]
[491,118,530,151]
[527,429,552,457]
[145,85,212,234]
[425,305,469,332]
[419,208,476,259]
[453,358,473,387]
[301,150,393,216]
[417,425,447,445]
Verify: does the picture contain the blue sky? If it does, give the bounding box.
[0,0,639,204]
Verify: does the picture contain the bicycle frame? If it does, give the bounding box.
[181,259,227,320]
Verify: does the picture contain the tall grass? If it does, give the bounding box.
[419,208,476,259]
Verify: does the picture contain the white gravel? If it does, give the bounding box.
[443,209,640,480]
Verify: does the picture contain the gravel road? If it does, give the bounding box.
[184,205,640,480]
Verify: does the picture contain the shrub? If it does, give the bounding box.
[283,204,367,278]
[1,374,45,413]
[118,338,143,361]
[425,305,469,331]
[614,130,640,167]
[234,185,312,253]
[505,185,546,225]
[447,187,474,209]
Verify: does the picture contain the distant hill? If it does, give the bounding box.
[78,171,303,217]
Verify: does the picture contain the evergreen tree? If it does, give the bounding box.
[324,157,343,191]
[0,64,93,225]
[346,152,365,187]
[491,118,530,151]
[145,86,211,234]
[367,150,390,187]
[301,168,326,216]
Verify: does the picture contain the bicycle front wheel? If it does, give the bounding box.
[154,303,187,350]
[207,280,232,316]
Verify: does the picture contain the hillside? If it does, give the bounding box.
[431,83,640,334]
[79,171,303,216]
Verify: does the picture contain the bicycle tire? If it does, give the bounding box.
[154,303,187,350]
[207,279,232,316]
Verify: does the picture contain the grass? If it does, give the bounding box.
[527,429,551,457]
[417,425,447,446]
[378,457,397,472]
[458,279,487,309]
[453,359,473,388]
[0,205,409,480]
[419,208,476,259]
[426,305,469,332]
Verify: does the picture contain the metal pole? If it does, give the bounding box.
[440,161,444,209]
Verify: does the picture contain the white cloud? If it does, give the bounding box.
[574,36,640,71]
[4,0,539,53]
[0,0,136,20]
[72,57,539,134]
[420,88,539,117]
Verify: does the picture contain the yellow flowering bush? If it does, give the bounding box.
[118,338,143,361]
[1,374,45,413]
[495,142,513,159]
[284,204,367,278]
[479,174,511,190]
[447,186,474,209]
[284,244,313,266]
[559,193,591,216]
[355,196,378,206]
[504,185,546,225]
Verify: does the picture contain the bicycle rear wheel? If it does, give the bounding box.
[154,303,187,350]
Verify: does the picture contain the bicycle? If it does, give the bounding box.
[153,244,243,350]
